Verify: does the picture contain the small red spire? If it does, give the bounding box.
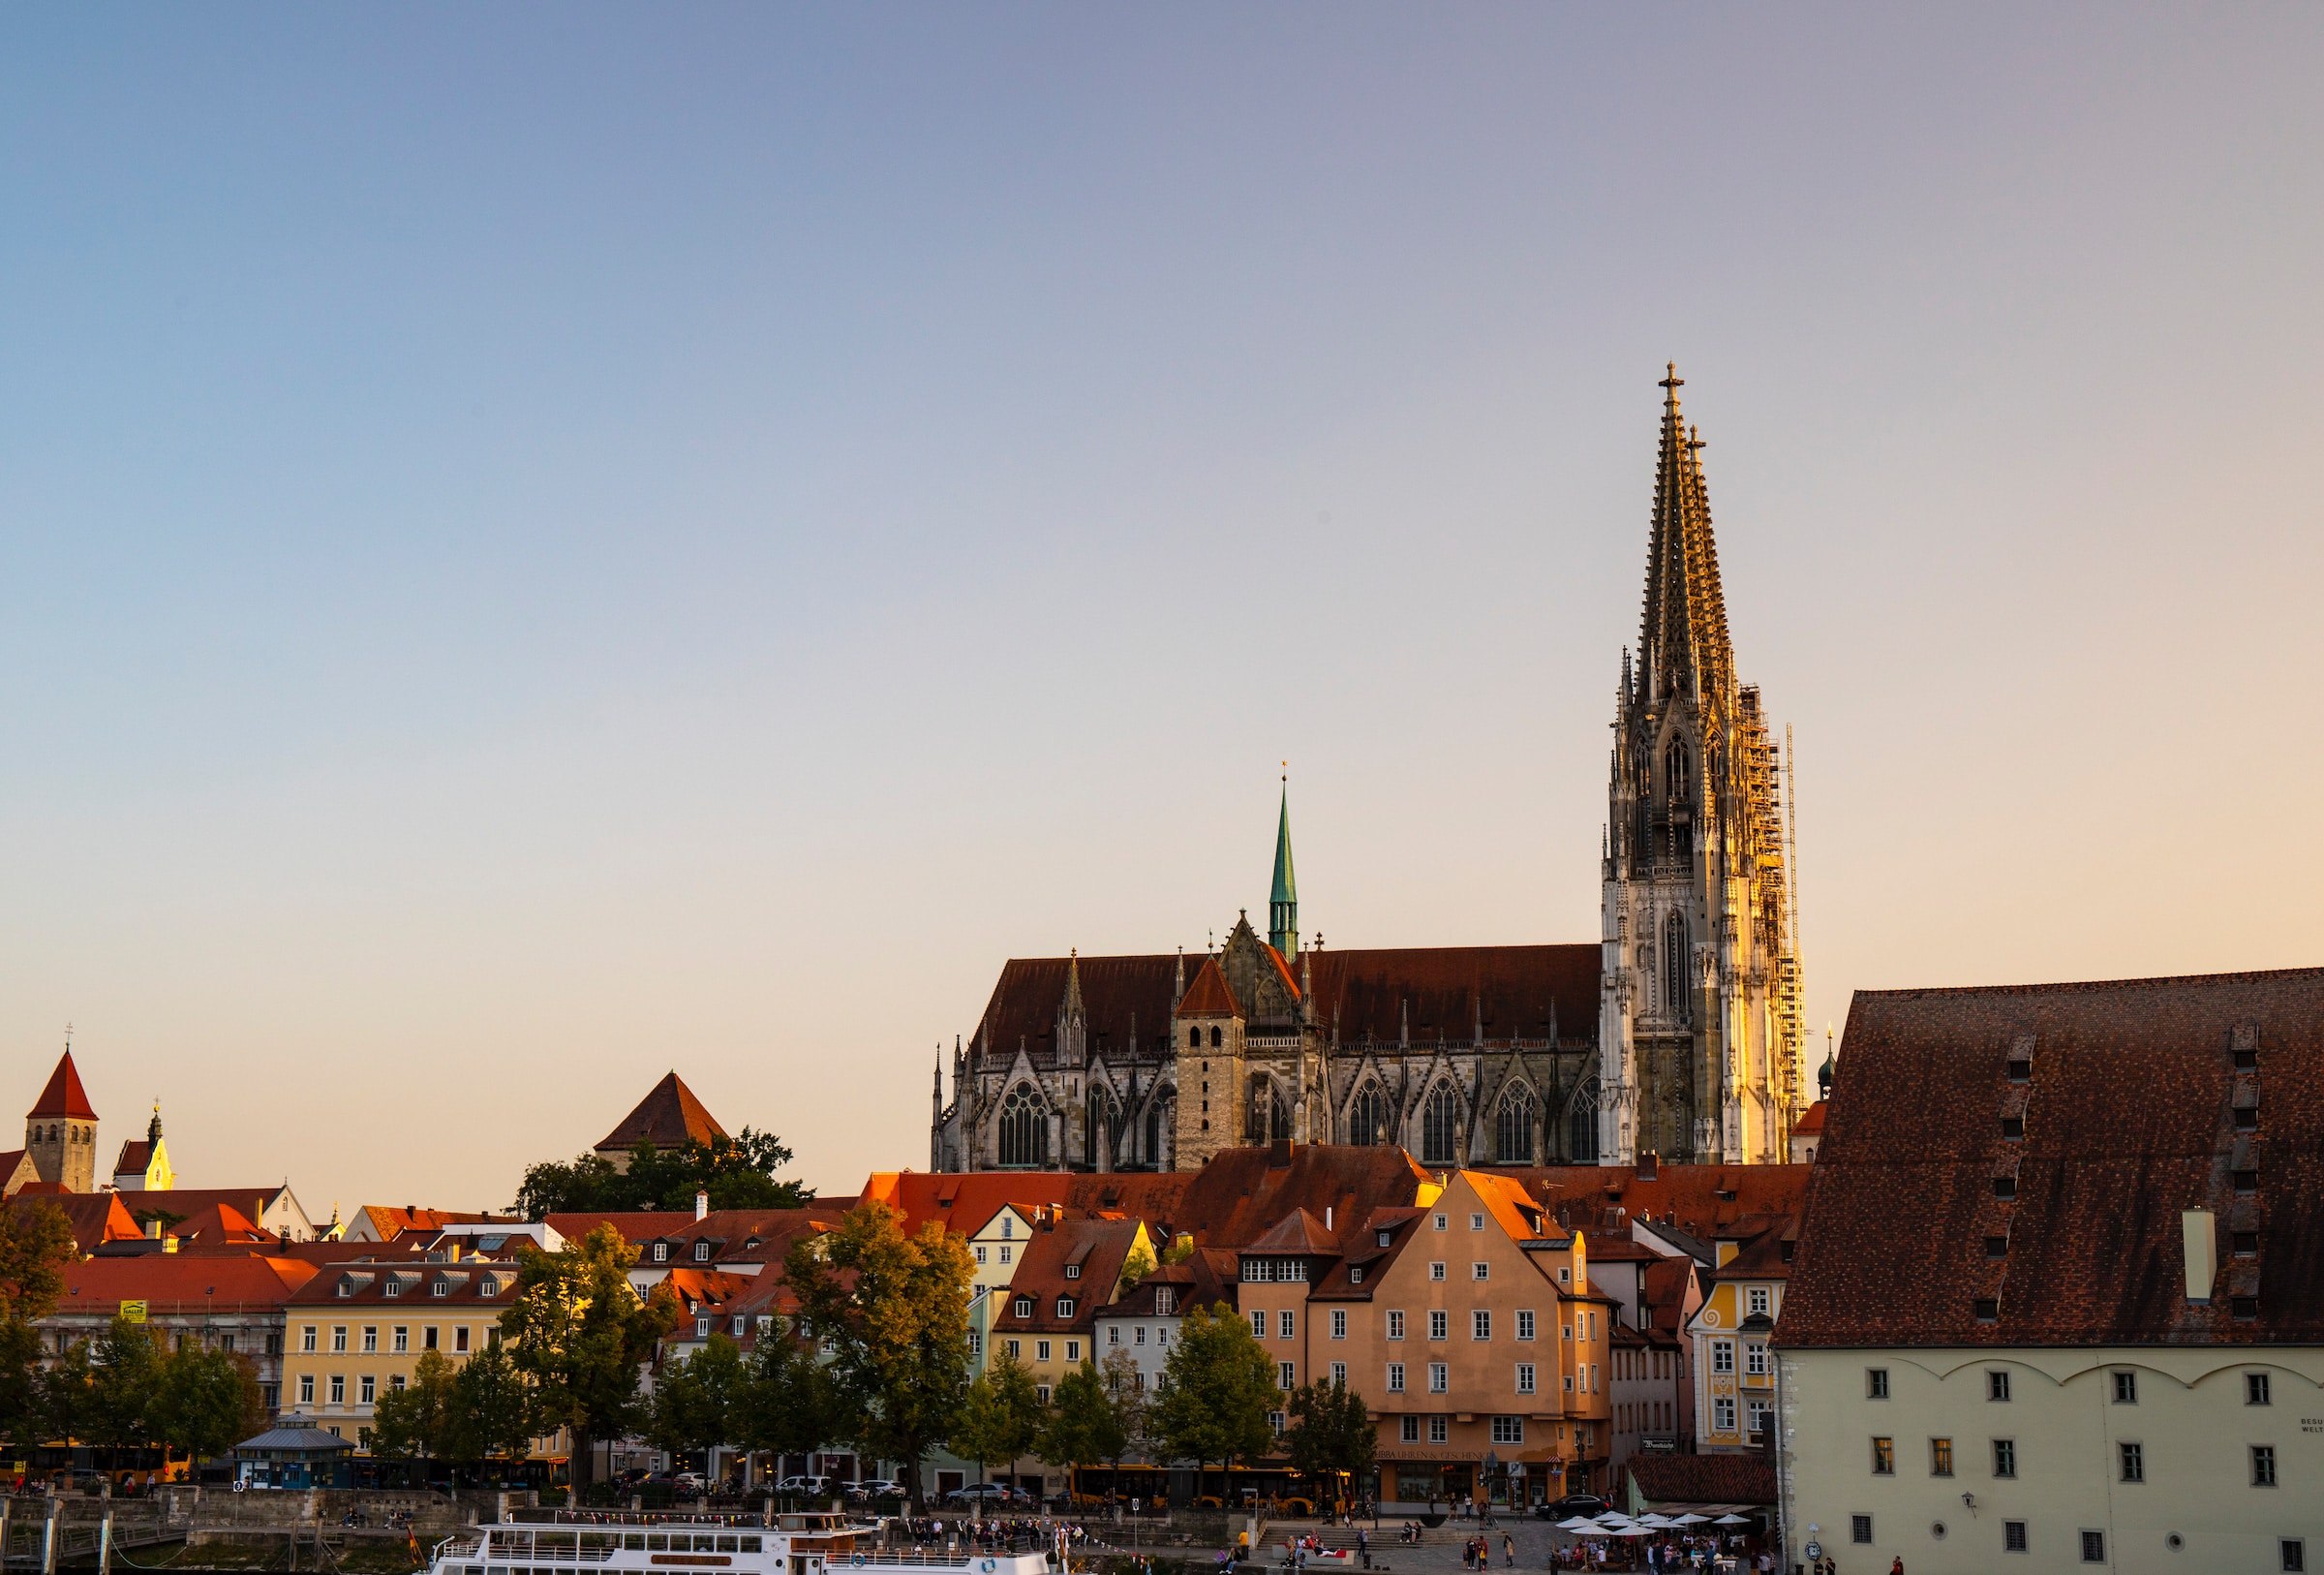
[29,1050,98,1122]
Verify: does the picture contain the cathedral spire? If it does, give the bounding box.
[1637,365,1735,707]
[1269,768,1299,957]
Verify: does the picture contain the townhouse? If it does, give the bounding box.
[46,1252,317,1413]
[988,1214,1151,1399]
[1685,1216,1793,1452]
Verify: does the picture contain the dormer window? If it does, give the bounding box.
[1349,1266,1364,1284]
[433,1280,449,1296]
[695,1316,711,1339]
[694,1241,711,1262]
[1064,1264,1081,1280]
[1013,1296,1033,1318]
[1056,1297,1076,1318]
[1376,1229,1392,1248]
[654,1243,669,1263]
[383,1281,401,1297]
[2001,1116,2024,1139]
[2005,1058,2031,1083]
[1153,1289,1175,1315]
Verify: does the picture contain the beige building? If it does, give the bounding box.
[1775,970,2324,1574]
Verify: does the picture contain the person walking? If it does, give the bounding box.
[1502,1532,1514,1568]
[1356,1528,1369,1570]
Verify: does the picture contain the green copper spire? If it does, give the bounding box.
[1269,768,1299,957]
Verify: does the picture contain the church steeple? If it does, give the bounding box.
[1269,770,1299,957]
[1636,364,1735,708]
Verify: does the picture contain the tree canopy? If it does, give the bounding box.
[947,1349,1043,1482]
[502,1223,677,1487]
[1284,1375,1375,1503]
[1037,1360,1127,1481]
[514,1131,810,1219]
[1151,1302,1275,1499]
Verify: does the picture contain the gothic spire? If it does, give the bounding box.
[1637,365,1735,709]
[1269,769,1299,957]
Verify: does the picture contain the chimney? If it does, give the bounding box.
[694,1190,709,1222]
[1324,1206,1332,1232]
[144,1219,162,1242]
[2182,1209,2217,1303]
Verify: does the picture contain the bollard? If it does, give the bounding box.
[99,1512,112,1575]
[40,1500,57,1575]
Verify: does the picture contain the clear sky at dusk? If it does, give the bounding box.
[2,8,2318,1211]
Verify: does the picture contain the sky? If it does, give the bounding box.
[2,7,2319,1213]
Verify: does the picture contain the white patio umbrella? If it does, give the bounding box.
[1712,1514,1752,1527]
[1671,1513,1710,1525]
[1553,1517,1603,1532]
[1634,1514,1673,1528]
[1600,1526,1651,1538]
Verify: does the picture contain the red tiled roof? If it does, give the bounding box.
[1259,944,1302,1003]
[11,1191,140,1253]
[54,1253,316,1315]
[139,1188,294,1227]
[543,1211,697,1245]
[169,1202,275,1247]
[1244,1208,1337,1255]
[1509,1164,1812,1243]
[1779,967,2324,1349]
[991,1217,1146,1334]
[114,1140,155,1176]
[1792,1100,1827,1137]
[1155,1145,1431,1249]
[1622,1452,1775,1507]
[356,1206,502,1239]
[1176,956,1240,1018]
[28,1052,97,1121]
[596,1072,727,1154]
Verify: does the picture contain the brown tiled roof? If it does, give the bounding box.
[1509,1164,1812,1243]
[991,1217,1145,1335]
[288,1258,521,1307]
[1792,1101,1827,1137]
[1244,1208,1337,1255]
[53,1253,316,1315]
[1621,1452,1775,1507]
[28,1052,97,1121]
[12,1191,140,1253]
[1177,956,1241,1018]
[137,1188,295,1228]
[965,945,1601,1063]
[1778,967,2324,1349]
[596,1072,727,1154]
[0,1150,32,1196]
[543,1211,697,1245]
[356,1206,503,1239]
[114,1140,154,1176]
[1159,1145,1432,1249]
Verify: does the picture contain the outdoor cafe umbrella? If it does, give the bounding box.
[1713,1515,1753,1527]
[1554,1518,1605,1532]
[1671,1514,1710,1525]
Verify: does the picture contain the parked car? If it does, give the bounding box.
[944,1483,1029,1507]
[847,1479,907,1501]
[639,1472,704,1499]
[775,1475,834,1498]
[1535,1494,1610,1522]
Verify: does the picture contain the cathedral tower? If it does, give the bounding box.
[1598,367,1804,1165]
[1269,775,1299,958]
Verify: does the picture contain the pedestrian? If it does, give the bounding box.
[1503,1532,1514,1568]
[1357,1528,1370,1570]
[1889,1560,1903,1575]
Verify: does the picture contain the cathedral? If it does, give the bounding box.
[930,368,1804,1174]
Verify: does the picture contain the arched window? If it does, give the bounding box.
[1086,1086,1120,1166]
[1666,738,1691,802]
[1188,1027,1201,1049]
[1495,1085,1537,1164]
[1663,911,1690,1025]
[1421,1084,1461,1166]
[1245,1076,1290,1142]
[1348,1081,1391,1146]
[997,1083,1049,1168]
[1209,1026,1223,1049]
[1568,1078,1600,1163]
[1144,1093,1172,1166]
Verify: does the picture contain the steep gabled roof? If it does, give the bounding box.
[1244,1208,1337,1256]
[28,1052,97,1121]
[11,1190,139,1254]
[1176,956,1240,1018]
[1634,364,1735,706]
[113,1140,155,1176]
[596,1072,727,1155]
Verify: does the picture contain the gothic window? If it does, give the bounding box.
[997,1083,1049,1168]
[1666,738,1691,803]
[1209,1026,1223,1049]
[1494,1085,1537,1164]
[1663,911,1690,1025]
[1421,1083,1460,1166]
[1567,1078,1600,1163]
[1189,1027,1200,1049]
[1246,1076,1291,1143]
[1144,1094,1172,1166]
[1348,1080,1391,1147]
[1086,1086,1120,1165]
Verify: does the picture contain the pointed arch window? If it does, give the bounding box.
[1421,1084,1461,1166]
[1348,1081,1391,1147]
[1495,1085,1537,1164]
[1086,1086,1120,1166]
[1568,1078,1600,1163]
[1144,1093,1172,1167]
[1666,738,1692,803]
[1246,1076,1291,1143]
[997,1083,1050,1168]
[1663,911,1691,1025]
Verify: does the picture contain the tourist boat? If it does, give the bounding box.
[428,1511,1057,1575]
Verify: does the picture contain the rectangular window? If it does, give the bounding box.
[1279,1361,1297,1390]
[1473,1262,1489,1281]
[1866,1367,1889,1399]
[2112,1370,2137,1405]
[359,1375,376,1405]
[1746,1343,1767,1376]
[2282,1540,2306,1573]
[2253,1445,2278,1487]
[975,1245,987,1263]
[2003,1521,2028,1554]
[1387,1311,1405,1341]
[967,1330,982,1356]
[1006,1340,1021,1359]
[455,1326,470,1353]
[1429,1311,1449,1341]
[2248,1372,2273,1405]
[1850,1517,1871,1547]
[1516,1363,1536,1395]
[392,1327,408,1353]
[1251,1312,1266,1339]
[998,1244,1011,1263]
[1871,1436,1894,1475]
[1993,1438,2017,1478]
[1066,1340,1080,1361]
[331,1326,347,1353]
[1330,1362,1346,1385]
[1331,1310,1346,1340]
[1400,1416,1419,1442]
[1037,1340,1051,1362]
[1747,1287,1770,1316]
[298,1374,315,1405]
[1430,1262,1446,1282]
[2119,1441,2143,1483]
[1387,1363,1405,1393]
[1473,1311,1491,1341]
[1988,1370,2010,1402]
[2081,1530,2106,1564]
[362,1326,378,1353]
[1713,1398,1735,1433]
[1108,1326,1120,1345]
[1930,1437,1953,1477]
[1135,1326,1147,1344]
[1712,1341,1734,1374]
[1516,1310,1536,1341]
[1434,1214,1448,1230]
[301,1326,318,1353]
[1427,1416,1449,1444]
[329,1375,345,1405]
[1279,1311,1295,1340]
[1428,1362,1448,1394]
[1490,1416,1523,1444]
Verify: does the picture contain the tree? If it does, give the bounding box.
[39,1339,95,1453]
[502,1224,677,1488]
[1115,1242,1156,1300]
[947,1350,1043,1488]
[646,1334,745,1471]
[86,1315,164,1467]
[515,1131,811,1219]
[737,1317,841,1477]
[1037,1360,1126,1498]
[785,1202,973,1509]
[1097,1348,1150,1471]
[152,1342,266,1466]
[1284,1377,1374,1510]
[0,1201,76,1452]
[446,1341,538,1477]
[1151,1303,1274,1504]
[370,1349,458,1471]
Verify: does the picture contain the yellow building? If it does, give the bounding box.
[1683,1217,1792,1452]
[988,1215,1151,1399]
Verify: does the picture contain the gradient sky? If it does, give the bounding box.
[3,8,2319,1214]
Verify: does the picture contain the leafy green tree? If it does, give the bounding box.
[737,1317,841,1473]
[1037,1360,1126,1495]
[0,1202,76,1452]
[785,1202,972,1509]
[515,1131,810,1219]
[502,1224,677,1488]
[370,1349,458,1469]
[39,1339,95,1452]
[1283,1376,1374,1509]
[152,1342,266,1466]
[948,1350,1044,1487]
[1151,1303,1274,1504]
[86,1315,164,1467]
[646,1334,745,1469]
[446,1341,538,1477]
[1098,1347,1150,1469]
[1114,1242,1156,1299]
